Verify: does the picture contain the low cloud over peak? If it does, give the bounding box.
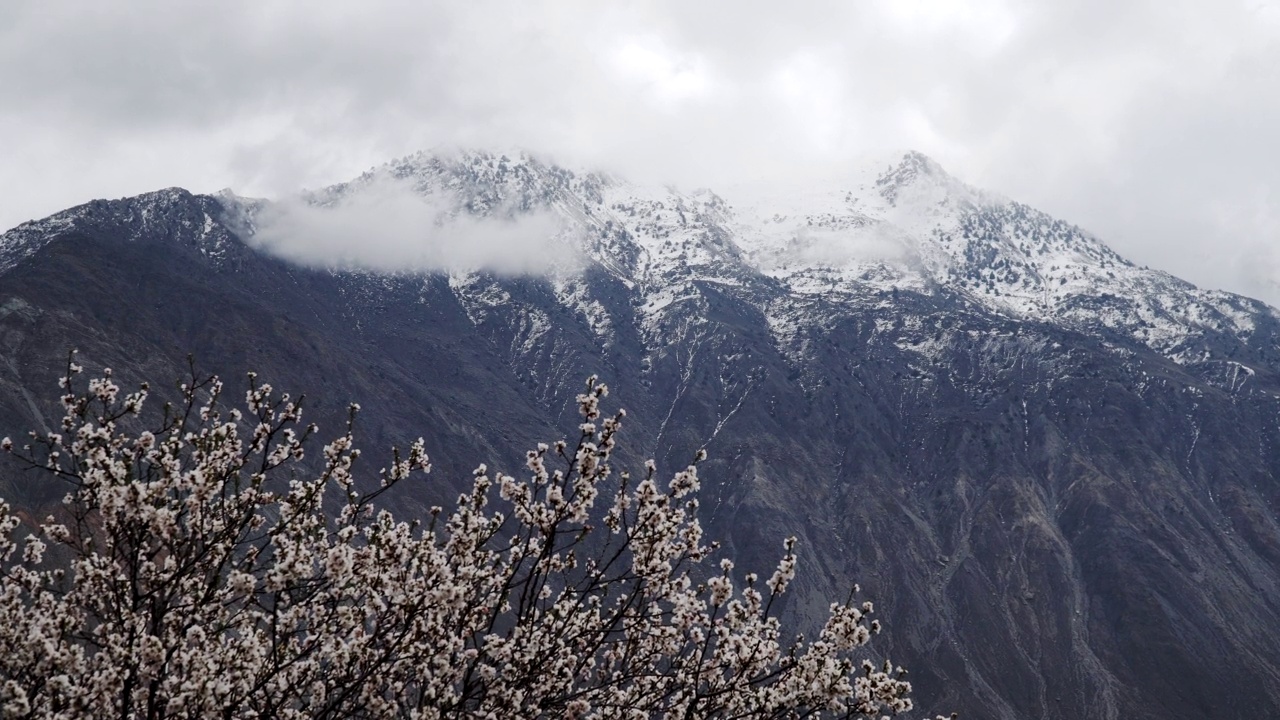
[250,176,574,275]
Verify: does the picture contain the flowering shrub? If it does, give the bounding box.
[0,356,948,719]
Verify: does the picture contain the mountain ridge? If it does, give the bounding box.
[8,148,1273,365]
[285,148,1276,361]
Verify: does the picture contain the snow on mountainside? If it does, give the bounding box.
[0,188,241,271]
[723,151,1273,362]
[288,148,1277,369]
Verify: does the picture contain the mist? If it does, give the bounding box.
[251,178,572,274]
[751,223,915,275]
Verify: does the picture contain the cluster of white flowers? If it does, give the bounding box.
[0,362,952,719]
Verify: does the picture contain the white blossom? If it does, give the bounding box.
[0,364,948,720]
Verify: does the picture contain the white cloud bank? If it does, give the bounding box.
[250,179,571,274]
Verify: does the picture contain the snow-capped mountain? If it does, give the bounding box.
[731,152,1266,356]
[270,148,1277,380]
[4,150,1280,720]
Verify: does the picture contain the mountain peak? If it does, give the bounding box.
[0,187,248,273]
[877,150,945,186]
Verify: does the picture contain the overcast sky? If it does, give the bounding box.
[3,1,1279,303]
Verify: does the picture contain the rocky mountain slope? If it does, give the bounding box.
[3,150,1280,719]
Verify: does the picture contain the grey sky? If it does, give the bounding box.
[3,1,1279,303]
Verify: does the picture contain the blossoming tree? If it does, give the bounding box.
[0,356,949,719]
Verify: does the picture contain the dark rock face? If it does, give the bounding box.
[3,152,1280,719]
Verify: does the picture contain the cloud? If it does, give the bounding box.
[753,223,915,275]
[249,178,572,274]
[2,0,1280,303]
